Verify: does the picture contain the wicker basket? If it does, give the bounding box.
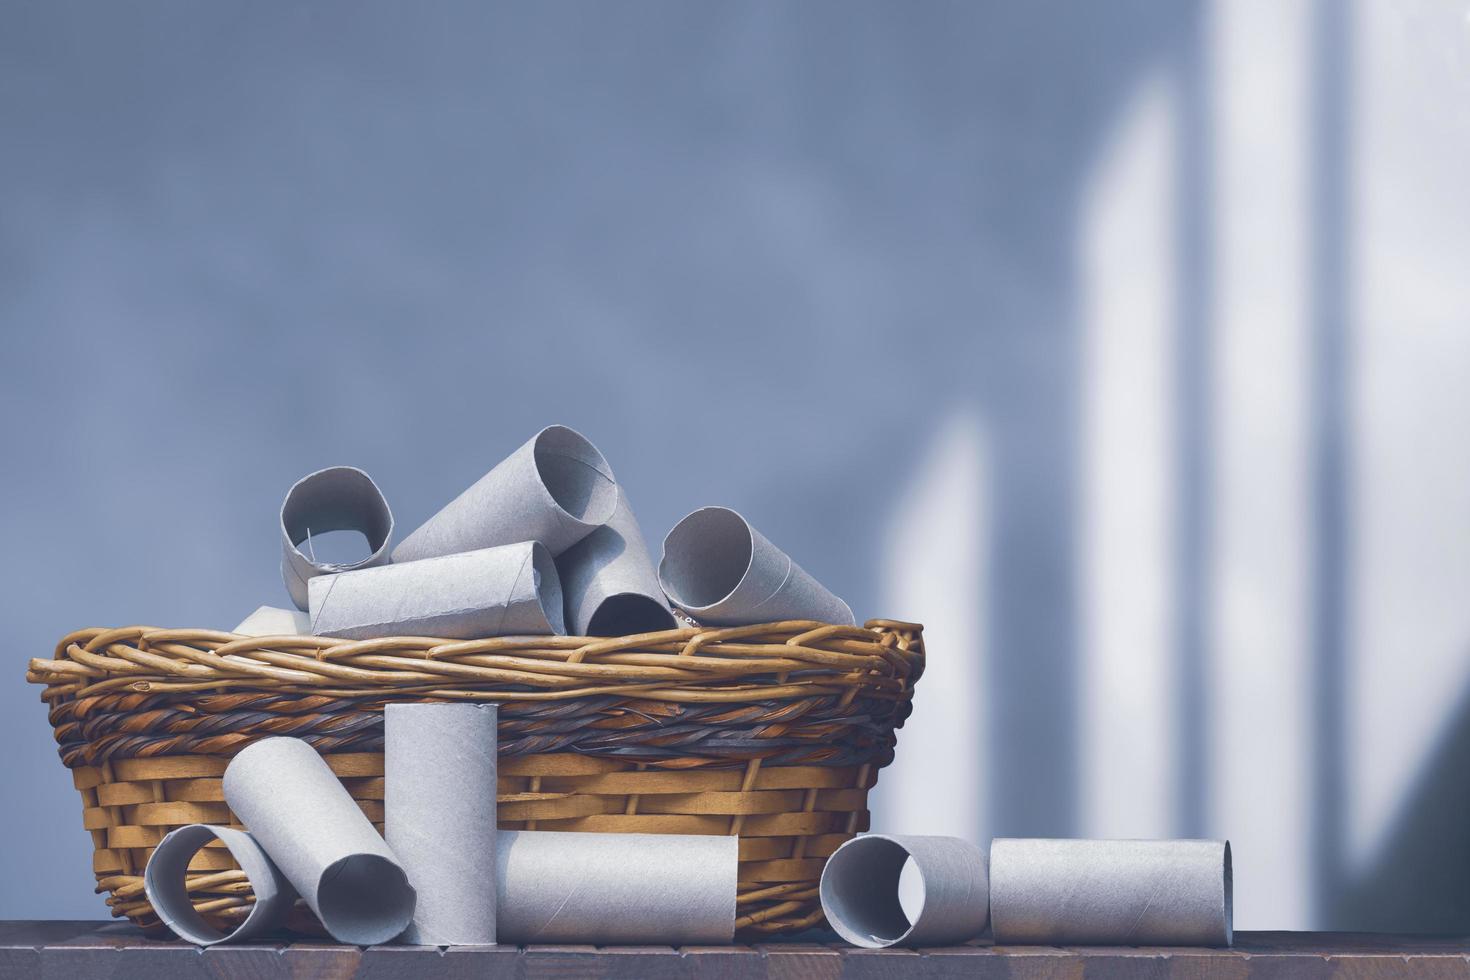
[27,619,923,938]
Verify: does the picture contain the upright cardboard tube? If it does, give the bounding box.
[223,737,416,945]
[497,830,737,944]
[144,824,295,946]
[280,466,394,611]
[309,542,565,640]
[820,834,989,948]
[392,425,617,563]
[659,507,855,626]
[989,838,1233,946]
[386,703,498,946]
[556,490,677,636]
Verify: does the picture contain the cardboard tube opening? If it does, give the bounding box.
[280,466,394,610]
[317,853,417,946]
[529,542,566,635]
[820,837,915,947]
[533,425,618,525]
[586,593,677,637]
[1223,841,1234,944]
[659,507,753,609]
[144,824,294,946]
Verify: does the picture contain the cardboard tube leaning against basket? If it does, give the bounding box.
[308,542,565,640]
[144,824,296,946]
[556,489,677,636]
[392,424,618,564]
[280,466,395,611]
[497,830,737,945]
[989,838,1233,946]
[223,737,416,945]
[820,834,990,948]
[385,703,498,946]
[658,507,855,627]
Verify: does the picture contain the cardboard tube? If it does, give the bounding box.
[309,542,565,640]
[223,737,416,945]
[392,425,617,564]
[233,605,310,637]
[556,490,677,636]
[144,824,295,946]
[820,834,989,948]
[658,507,855,626]
[280,466,394,611]
[385,703,498,946]
[989,839,1233,946]
[497,830,737,944]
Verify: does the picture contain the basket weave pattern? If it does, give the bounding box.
[28,619,923,937]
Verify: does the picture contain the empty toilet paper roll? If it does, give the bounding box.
[144,824,295,946]
[989,838,1233,946]
[658,507,855,626]
[233,605,311,637]
[556,490,677,636]
[385,703,498,946]
[223,737,416,945]
[392,425,618,564]
[820,834,989,948]
[309,542,565,640]
[497,830,737,944]
[280,466,394,611]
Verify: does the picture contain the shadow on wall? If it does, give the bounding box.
[1333,665,1470,933]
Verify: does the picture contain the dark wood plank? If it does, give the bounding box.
[757,941,842,980]
[681,944,766,980]
[7,923,1470,979]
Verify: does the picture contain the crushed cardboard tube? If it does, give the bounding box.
[392,425,618,564]
[280,466,394,611]
[385,703,498,946]
[658,507,855,626]
[308,541,565,640]
[144,824,295,946]
[989,838,1233,946]
[233,605,310,637]
[497,829,737,945]
[556,489,677,636]
[819,834,989,948]
[222,737,416,945]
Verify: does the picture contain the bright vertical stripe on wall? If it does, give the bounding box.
[1078,71,1180,841]
[870,409,989,848]
[1347,0,1470,880]
[1208,0,1313,930]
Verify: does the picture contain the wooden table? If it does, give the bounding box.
[2,921,1468,978]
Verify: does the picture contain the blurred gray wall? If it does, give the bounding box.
[3,0,1469,931]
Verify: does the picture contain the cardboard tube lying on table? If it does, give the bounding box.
[392,425,618,563]
[556,490,677,636]
[223,737,416,945]
[820,834,989,948]
[309,542,565,640]
[385,703,498,946]
[144,824,295,946]
[233,605,310,637]
[280,466,394,611]
[989,838,1233,946]
[497,830,737,944]
[659,507,855,626]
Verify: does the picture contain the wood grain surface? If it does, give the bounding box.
[2,922,1468,979]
